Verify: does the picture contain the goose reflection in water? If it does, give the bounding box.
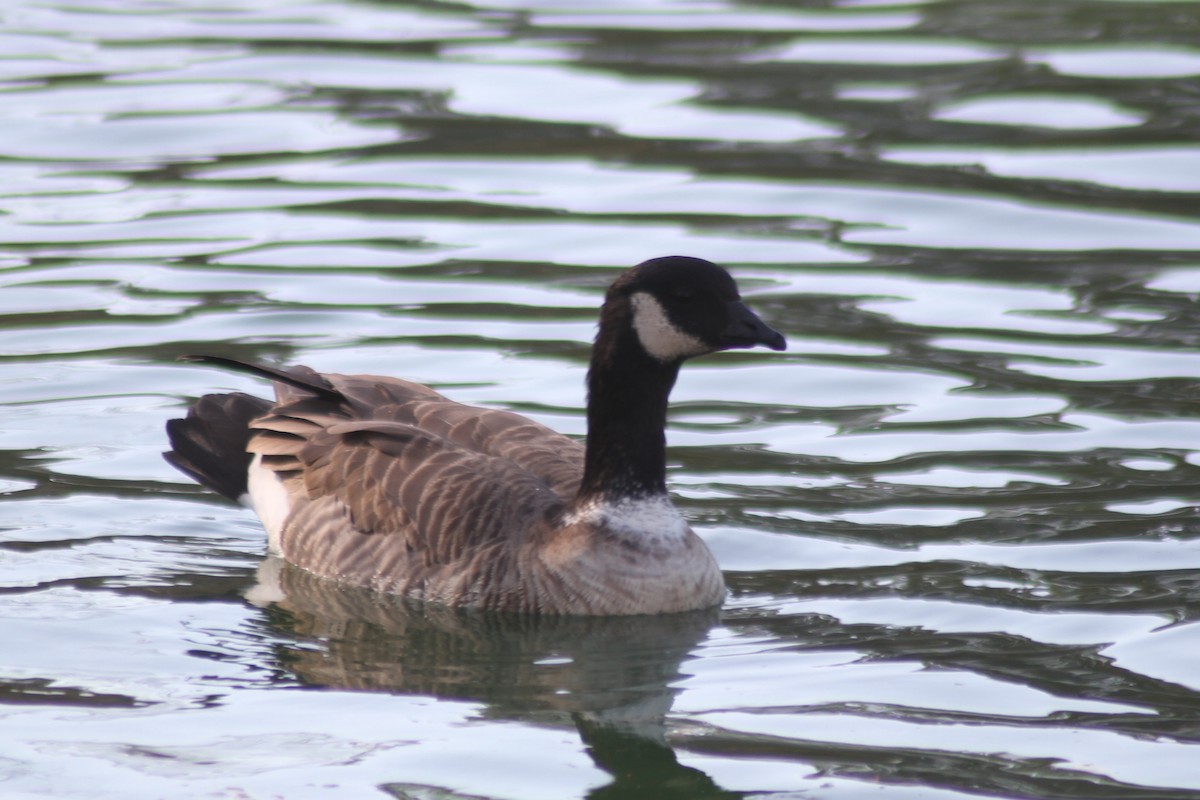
[249,559,740,799]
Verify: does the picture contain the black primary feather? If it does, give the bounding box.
[164,392,272,501]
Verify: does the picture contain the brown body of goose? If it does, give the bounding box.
[165,256,786,615]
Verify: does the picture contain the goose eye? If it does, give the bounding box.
[672,289,694,302]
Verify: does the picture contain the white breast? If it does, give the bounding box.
[565,494,689,548]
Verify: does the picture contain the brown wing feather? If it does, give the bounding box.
[246,375,583,592]
[327,374,585,496]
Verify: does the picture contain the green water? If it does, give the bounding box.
[3,0,1200,797]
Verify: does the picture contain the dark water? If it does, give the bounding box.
[4,0,1200,797]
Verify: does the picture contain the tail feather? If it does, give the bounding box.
[164,392,273,501]
[177,355,342,402]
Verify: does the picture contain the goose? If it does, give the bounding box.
[165,255,786,615]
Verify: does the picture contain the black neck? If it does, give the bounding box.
[576,310,680,503]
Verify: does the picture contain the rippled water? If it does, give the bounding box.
[4,0,1200,797]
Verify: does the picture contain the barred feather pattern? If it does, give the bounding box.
[241,373,723,614]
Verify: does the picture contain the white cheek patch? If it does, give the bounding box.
[630,292,709,361]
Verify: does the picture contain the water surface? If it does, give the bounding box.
[4,0,1200,798]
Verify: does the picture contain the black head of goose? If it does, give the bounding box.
[165,255,786,615]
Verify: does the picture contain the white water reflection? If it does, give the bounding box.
[762,37,1005,65]
[0,82,284,115]
[618,104,840,142]
[175,160,1199,252]
[932,94,1145,130]
[853,280,1092,332]
[830,184,1200,249]
[16,1,497,43]
[1144,266,1200,293]
[1107,622,1200,690]
[0,112,398,161]
[713,528,1200,576]
[936,337,1200,381]
[884,145,1200,192]
[125,52,838,142]
[879,468,1068,488]
[682,641,1135,713]
[837,82,921,102]
[1030,44,1200,78]
[531,8,920,32]
[771,415,1200,462]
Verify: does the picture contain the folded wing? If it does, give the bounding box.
[248,373,585,595]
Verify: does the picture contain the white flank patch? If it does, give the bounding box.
[246,453,290,554]
[630,292,708,361]
[566,494,689,546]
